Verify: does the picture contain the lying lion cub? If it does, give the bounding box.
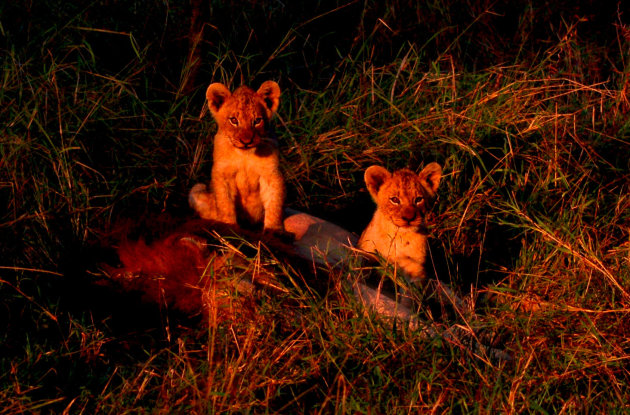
[189,81,285,232]
[358,162,442,282]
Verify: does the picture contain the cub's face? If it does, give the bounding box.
[365,163,442,229]
[206,81,280,149]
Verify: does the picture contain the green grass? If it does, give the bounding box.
[1,0,630,413]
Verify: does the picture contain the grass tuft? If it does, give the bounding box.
[1,0,629,412]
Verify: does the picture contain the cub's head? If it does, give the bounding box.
[205,81,280,149]
[364,163,442,229]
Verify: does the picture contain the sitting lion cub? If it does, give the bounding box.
[189,81,285,232]
[358,162,442,282]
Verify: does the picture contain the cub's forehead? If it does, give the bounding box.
[225,87,267,113]
[382,169,423,194]
[232,85,257,97]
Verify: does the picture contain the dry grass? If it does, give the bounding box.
[1,0,629,413]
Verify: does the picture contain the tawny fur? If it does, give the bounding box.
[189,81,285,232]
[358,163,442,282]
[100,217,304,323]
[104,231,259,321]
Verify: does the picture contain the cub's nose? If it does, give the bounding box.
[239,133,255,147]
[401,208,417,224]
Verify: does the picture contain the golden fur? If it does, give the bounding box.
[189,81,285,231]
[101,217,295,324]
[358,163,442,282]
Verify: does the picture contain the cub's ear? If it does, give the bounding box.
[364,166,391,200]
[418,162,442,194]
[206,83,232,115]
[257,81,281,114]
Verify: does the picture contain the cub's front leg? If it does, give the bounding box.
[260,172,286,232]
[211,171,239,225]
[395,255,426,282]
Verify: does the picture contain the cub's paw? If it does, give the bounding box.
[188,183,216,219]
[188,183,208,204]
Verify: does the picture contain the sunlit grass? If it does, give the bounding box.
[1,0,629,412]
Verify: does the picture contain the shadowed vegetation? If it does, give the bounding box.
[1,0,629,412]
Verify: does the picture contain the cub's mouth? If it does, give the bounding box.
[229,135,260,149]
[235,143,256,149]
[391,216,424,229]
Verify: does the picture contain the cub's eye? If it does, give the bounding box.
[229,117,239,126]
[253,117,263,126]
[414,196,423,205]
[389,196,401,205]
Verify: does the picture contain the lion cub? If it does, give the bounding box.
[189,81,285,232]
[358,163,442,282]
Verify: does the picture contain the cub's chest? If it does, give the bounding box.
[396,231,425,256]
[234,166,261,194]
[373,221,425,255]
[219,151,276,190]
